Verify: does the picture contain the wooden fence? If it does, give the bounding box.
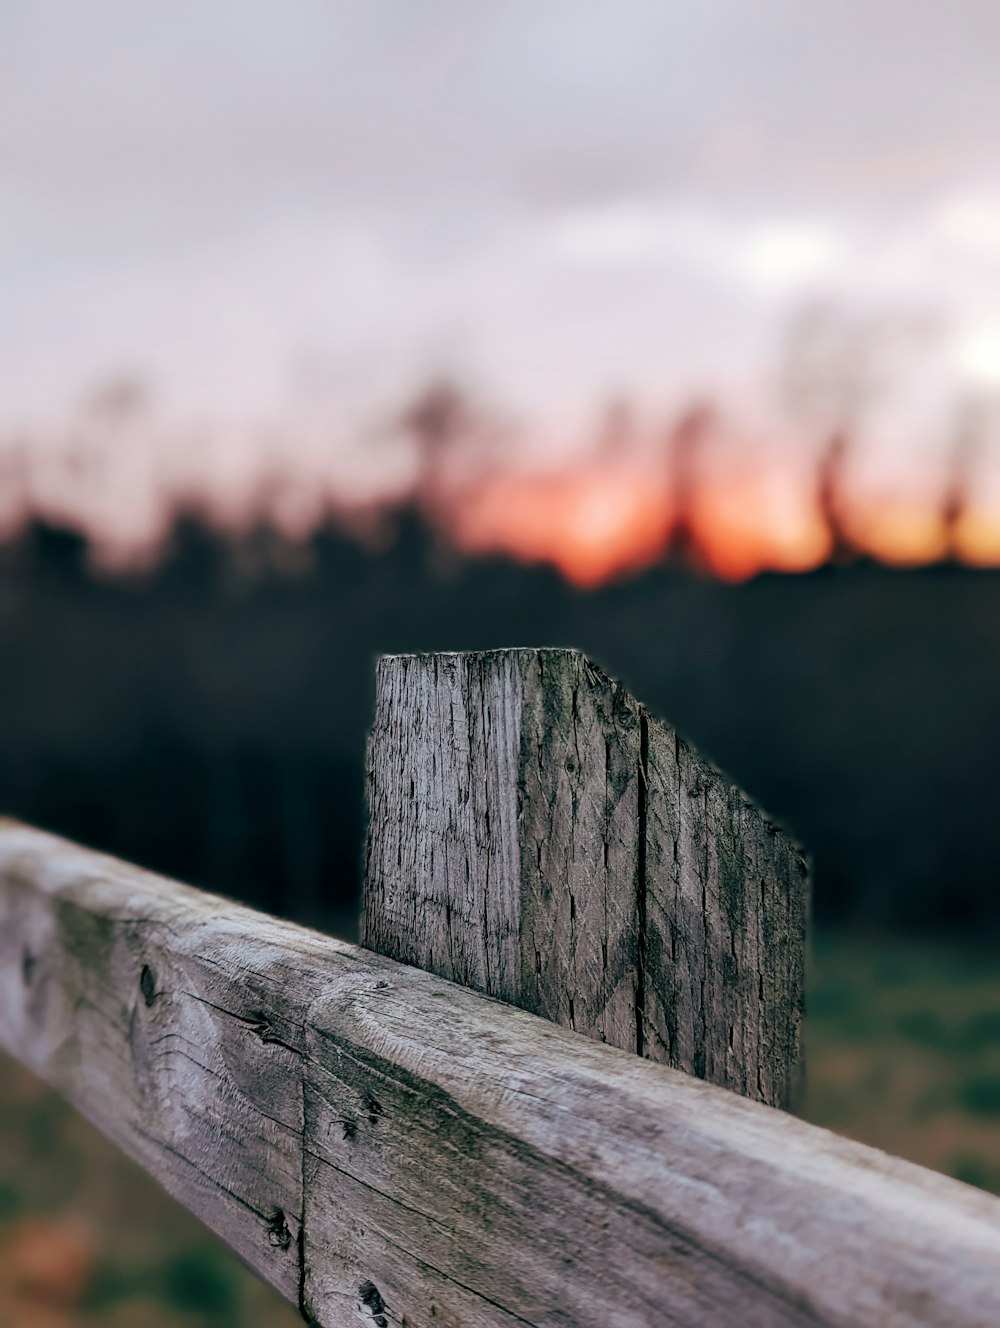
[1,648,997,1327]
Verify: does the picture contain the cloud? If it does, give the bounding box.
[3,0,1000,443]
[956,327,1000,387]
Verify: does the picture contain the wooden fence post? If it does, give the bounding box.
[363,648,807,1107]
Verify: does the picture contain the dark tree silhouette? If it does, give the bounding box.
[816,429,858,566]
[941,403,984,562]
[663,402,712,568]
[782,306,898,565]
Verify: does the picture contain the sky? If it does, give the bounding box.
[3,1,1000,575]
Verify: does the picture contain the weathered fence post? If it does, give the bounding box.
[363,648,807,1107]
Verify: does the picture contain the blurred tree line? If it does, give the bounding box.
[2,498,999,938]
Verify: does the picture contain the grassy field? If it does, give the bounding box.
[1,931,997,1325]
[802,933,1000,1194]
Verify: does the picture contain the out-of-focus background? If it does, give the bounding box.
[2,3,1000,1323]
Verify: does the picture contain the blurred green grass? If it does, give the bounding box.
[1,930,997,1324]
[802,932,1000,1194]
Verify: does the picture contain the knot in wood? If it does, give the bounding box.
[266,1208,292,1250]
[359,1280,387,1323]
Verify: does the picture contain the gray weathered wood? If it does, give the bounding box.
[0,817,320,1306]
[3,821,998,1328]
[363,649,807,1106]
[302,956,1000,1328]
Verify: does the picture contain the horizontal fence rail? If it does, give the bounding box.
[2,819,999,1328]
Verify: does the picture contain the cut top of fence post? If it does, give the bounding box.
[362,647,807,1107]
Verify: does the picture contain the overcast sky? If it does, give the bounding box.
[3,1,1000,469]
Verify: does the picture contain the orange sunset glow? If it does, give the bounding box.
[450,457,833,584]
[449,456,996,584]
[3,400,998,586]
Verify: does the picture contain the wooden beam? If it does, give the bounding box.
[0,817,323,1306]
[2,821,998,1327]
[363,649,807,1106]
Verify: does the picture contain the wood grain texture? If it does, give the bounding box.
[363,649,807,1105]
[0,817,328,1306]
[302,961,1000,1328]
[1,822,999,1328]
[642,715,808,1108]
